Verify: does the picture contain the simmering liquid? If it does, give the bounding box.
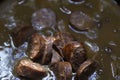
[0,0,120,80]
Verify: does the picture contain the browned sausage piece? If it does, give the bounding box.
[15,58,47,80]
[70,11,94,31]
[62,41,81,61]
[27,33,46,60]
[50,49,61,65]
[11,26,36,47]
[53,32,75,57]
[27,33,55,65]
[40,36,56,65]
[31,8,56,30]
[75,59,98,80]
[62,42,87,72]
[51,62,72,80]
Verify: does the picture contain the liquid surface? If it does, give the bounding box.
[0,0,120,80]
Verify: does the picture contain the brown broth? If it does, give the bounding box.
[0,0,120,80]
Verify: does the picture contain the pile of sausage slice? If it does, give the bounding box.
[11,7,98,80]
[12,29,98,80]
